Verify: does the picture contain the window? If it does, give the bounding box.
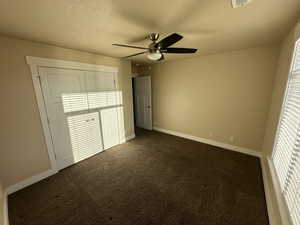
[272,39,300,225]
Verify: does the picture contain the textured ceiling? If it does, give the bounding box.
[0,0,299,63]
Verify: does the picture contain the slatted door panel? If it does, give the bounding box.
[87,91,123,109]
[68,112,103,162]
[62,93,89,113]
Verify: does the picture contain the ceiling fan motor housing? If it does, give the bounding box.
[149,42,159,52]
[149,33,160,42]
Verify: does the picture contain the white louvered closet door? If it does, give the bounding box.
[39,67,89,169]
[272,39,300,225]
[39,67,125,170]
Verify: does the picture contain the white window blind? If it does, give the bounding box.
[272,39,300,225]
[293,43,300,73]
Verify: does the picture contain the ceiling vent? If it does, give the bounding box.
[232,0,252,8]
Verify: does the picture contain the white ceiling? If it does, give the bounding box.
[0,0,299,62]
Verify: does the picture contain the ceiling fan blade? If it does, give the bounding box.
[162,48,197,54]
[158,54,165,61]
[112,44,148,50]
[155,33,183,49]
[123,51,147,58]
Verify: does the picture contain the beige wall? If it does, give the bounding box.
[0,35,134,188]
[262,32,295,156]
[132,63,151,76]
[150,46,280,152]
[263,20,300,156]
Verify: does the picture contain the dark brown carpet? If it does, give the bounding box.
[8,128,269,225]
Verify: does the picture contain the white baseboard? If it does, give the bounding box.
[5,169,57,195]
[153,126,262,158]
[5,135,135,196]
[260,157,293,225]
[126,134,136,141]
[260,157,277,225]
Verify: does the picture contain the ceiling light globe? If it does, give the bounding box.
[147,52,162,61]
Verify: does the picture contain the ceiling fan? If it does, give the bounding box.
[112,33,197,61]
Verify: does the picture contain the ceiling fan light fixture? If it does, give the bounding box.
[232,0,252,8]
[113,33,197,61]
[147,51,162,61]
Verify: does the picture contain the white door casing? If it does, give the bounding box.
[134,76,152,130]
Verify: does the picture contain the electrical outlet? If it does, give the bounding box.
[230,136,234,142]
[209,132,213,137]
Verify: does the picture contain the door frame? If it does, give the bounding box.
[26,56,119,173]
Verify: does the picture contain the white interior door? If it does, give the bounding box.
[134,76,152,130]
[38,67,125,170]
